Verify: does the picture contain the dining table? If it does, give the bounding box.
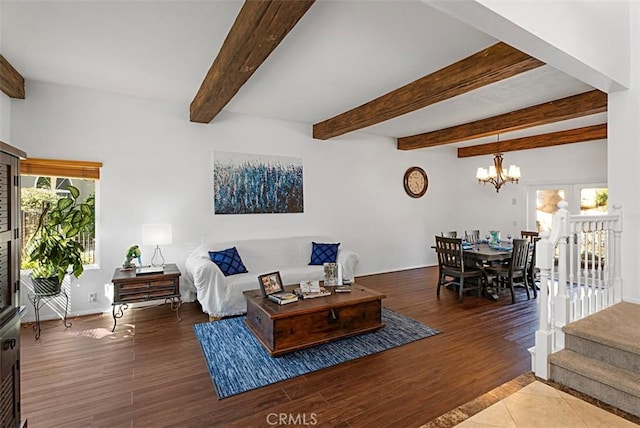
[463,242,513,263]
[463,242,513,300]
[432,240,514,301]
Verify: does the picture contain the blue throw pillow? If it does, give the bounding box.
[309,242,340,265]
[208,247,248,276]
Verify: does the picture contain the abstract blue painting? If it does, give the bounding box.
[213,151,304,214]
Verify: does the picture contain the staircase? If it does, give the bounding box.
[548,301,640,417]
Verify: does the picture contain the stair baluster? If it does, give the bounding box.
[530,201,623,380]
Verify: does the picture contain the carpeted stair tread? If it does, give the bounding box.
[564,332,640,373]
[549,349,640,397]
[562,302,640,356]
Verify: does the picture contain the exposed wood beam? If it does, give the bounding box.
[312,42,544,140]
[190,0,315,124]
[0,55,25,99]
[397,90,607,150]
[457,124,607,158]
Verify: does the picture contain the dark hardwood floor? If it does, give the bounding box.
[20,266,539,427]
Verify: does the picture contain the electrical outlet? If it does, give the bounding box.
[88,292,97,303]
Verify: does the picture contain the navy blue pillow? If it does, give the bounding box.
[208,247,248,276]
[309,242,340,265]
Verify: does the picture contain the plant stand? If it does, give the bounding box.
[27,290,72,340]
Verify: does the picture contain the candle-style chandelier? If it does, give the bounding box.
[476,152,521,193]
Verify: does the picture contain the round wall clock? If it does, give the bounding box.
[403,166,428,198]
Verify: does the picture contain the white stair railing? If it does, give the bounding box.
[531,202,622,379]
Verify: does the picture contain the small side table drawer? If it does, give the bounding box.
[110,263,182,331]
[118,278,177,293]
[119,288,177,302]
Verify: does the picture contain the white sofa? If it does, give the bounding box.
[181,236,359,318]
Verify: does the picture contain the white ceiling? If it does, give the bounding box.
[0,0,603,147]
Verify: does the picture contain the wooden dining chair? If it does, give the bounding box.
[465,230,480,243]
[484,238,531,304]
[441,231,457,238]
[520,230,539,241]
[521,230,540,297]
[435,236,483,303]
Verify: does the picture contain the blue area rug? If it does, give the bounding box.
[193,307,440,399]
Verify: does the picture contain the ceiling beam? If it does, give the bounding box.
[0,55,25,99]
[312,42,544,140]
[397,89,607,150]
[457,124,607,158]
[190,0,315,124]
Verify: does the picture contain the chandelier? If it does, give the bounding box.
[476,153,521,193]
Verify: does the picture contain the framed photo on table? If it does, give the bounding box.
[258,271,284,297]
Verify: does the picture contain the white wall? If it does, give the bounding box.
[8,81,451,319]
[609,1,640,303]
[478,0,629,90]
[426,0,629,91]
[10,81,609,320]
[0,0,12,143]
[0,93,10,142]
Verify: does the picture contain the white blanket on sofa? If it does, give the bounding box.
[181,236,359,318]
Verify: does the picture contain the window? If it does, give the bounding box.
[527,182,608,265]
[527,182,608,232]
[20,158,101,268]
[34,176,74,196]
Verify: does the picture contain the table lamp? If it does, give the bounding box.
[142,224,172,266]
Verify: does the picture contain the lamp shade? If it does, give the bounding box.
[476,167,488,180]
[142,224,172,246]
[509,165,521,179]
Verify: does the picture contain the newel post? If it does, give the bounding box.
[534,230,554,379]
[554,201,570,349]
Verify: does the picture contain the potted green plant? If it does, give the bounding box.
[25,185,95,295]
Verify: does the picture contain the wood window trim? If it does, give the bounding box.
[20,158,102,180]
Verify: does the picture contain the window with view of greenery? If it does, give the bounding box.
[20,158,101,270]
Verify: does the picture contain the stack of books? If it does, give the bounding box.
[294,286,331,299]
[267,292,299,305]
[295,280,332,299]
[136,266,164,275]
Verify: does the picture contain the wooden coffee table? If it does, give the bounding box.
[243,284,386,356]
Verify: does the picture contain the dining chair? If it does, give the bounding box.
[484,238,531,304]
[521,230,540,297]
[435,236,483,303]
[465,230,480,243]
[441,231,457,238]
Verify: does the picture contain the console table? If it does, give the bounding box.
[111,263,181,332]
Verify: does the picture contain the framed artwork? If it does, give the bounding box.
[213,151,304,214]
[258,271,284,297]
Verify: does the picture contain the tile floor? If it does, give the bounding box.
[455,381,638,427]
[422,373,639,428]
